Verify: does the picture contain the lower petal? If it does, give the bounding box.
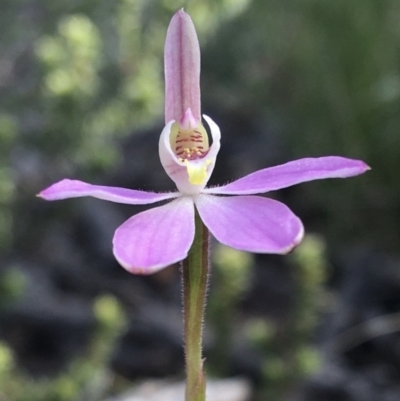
[113,197,195,274]
[195,194,304,254]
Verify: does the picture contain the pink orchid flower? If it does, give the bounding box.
[39,10,369,275]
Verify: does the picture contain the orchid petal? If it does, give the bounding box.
[113,196,195,274]
[204,157,370,195]
[164,9,201,124]
[159,115,221,195]
[195,194,304,254]
[39,179,179,204]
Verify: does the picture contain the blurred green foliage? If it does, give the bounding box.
[0,295,126,401]
[0,114,17,250]
[208,236,327,401]
[208,244,253,374]
[244,234,327,401]
[0,269,27,309]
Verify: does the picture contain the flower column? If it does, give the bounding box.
[164,10,210,401]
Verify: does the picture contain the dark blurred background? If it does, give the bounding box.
[1,0,400,400]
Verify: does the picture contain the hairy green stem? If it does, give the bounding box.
[182,211,210,401]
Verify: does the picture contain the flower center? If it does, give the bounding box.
[170,122,209,161]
